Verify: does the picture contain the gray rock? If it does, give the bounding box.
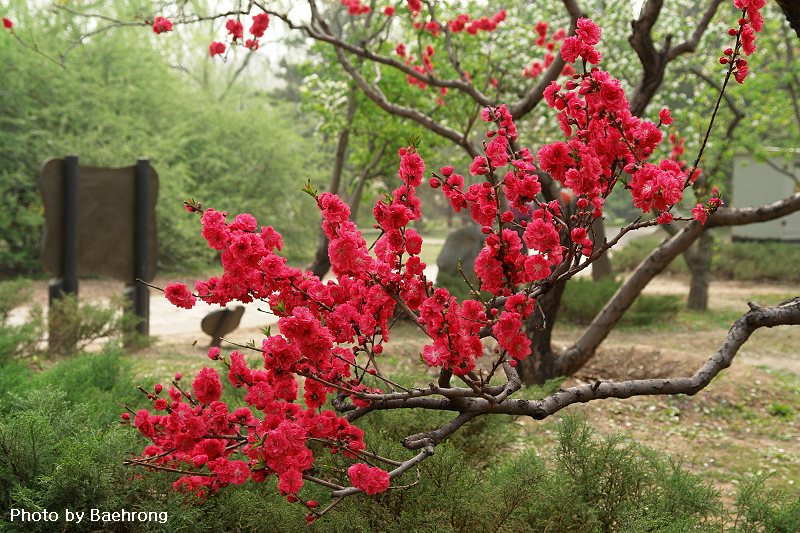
[437,224,486,277]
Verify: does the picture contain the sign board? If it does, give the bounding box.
[732,152,800,241]
[38,158,158,282]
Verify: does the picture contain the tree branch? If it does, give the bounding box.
[257,3,494,107]
[509,297,800,418]
[667,0,726,61]
[332,45,480,156]
[331,445,434,497]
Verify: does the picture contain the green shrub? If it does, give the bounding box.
[559,278,680,326]
[2,354,799,532]
[721,242,800,282]
[0,280,43,363]
[612,235,685,275]
[733,474,800,532]
[47,294,142,356]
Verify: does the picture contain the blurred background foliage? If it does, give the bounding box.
[0,1,326,275]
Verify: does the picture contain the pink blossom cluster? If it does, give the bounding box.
[209,13,269,57]
[341,0,371,16]
[522,22,574,81]
[722,0,765,83]
[535,18,701,226]
[390,7,505,103]
[151,16,173,34]
[131,352,370,500]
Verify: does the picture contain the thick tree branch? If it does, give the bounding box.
[332,45,480,156]
[560,191,800,375]
[332,445,434,498]
[346,299,800,421]
[666,0,725,60]
[402,412,482,449]
[708,192,800,226]
[629,0,724,116]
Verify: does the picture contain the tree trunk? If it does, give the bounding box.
[348,166,370,222]
[519,280,567,385]
[556,222,705,377]
[686,229,713,310]
[591,218,613,281]
[349,140,387,222]
[308,91,358,279]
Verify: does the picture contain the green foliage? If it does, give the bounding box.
[0,348,138,518]
[733,475,800,533]
[767,403,793,419]
[0,280,43,363]
[47,295,141,356]
[0,11,321,275]
[434,270,486,303]
[559,278,680,326]
[0,280,33,322]
[0,279,147,362]
[720,242,800,282]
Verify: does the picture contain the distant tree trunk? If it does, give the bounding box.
[685,229,713,310]
[348,166,370,222]
[308,91,358,279]
[663,223,715,312]
[349,140,388,222]
[591,218,613,281]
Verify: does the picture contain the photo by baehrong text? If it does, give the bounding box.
[8,508,169,524]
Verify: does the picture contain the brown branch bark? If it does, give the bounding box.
[259,3,494,107]
[332,45,480,157]
[510,297,800,418]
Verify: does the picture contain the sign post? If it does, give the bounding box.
[39,158,159,351]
